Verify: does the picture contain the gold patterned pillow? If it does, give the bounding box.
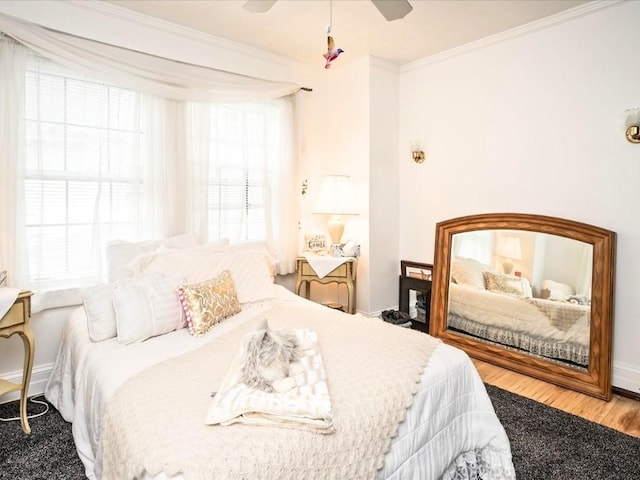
[483,271,525,296]
[178,270,241,337]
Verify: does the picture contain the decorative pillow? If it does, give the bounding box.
[113,276,186,344]
[178,270,241,337]
[451,257,493,289]
[484,271,531,297]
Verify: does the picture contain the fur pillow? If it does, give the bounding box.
[178,270,241,337]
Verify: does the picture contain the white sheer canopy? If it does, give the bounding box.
[0,13,300,102]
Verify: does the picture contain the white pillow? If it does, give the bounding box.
[542,279,575,296]
[114,276,186,345]
[227,246,276,303]
[451,257,493,289]
[131,242,276,304]
[521,277,533,299]
[105,233,200,282]
[82,283,118,342]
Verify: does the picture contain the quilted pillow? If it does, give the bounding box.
[483,271,531,297]
[131,242,276,304]
[178,270,241,337]
[451,257,493,289]
[106,233,200,282]
[114,276,186,344]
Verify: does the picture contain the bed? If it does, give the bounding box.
[448,261,590,367]
[44,240,515,480]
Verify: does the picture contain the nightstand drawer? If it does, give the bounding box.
[0,302,25,329]
[301,262,348,278]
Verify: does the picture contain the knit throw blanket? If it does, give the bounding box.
[100,303,441,480]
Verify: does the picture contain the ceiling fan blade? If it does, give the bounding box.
[242,0,278,13]
[370,0,413,21]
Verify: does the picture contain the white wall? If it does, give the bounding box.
[398,0,640,391]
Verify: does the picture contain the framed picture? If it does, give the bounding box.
[400,260,433,281]
[303,234,329,253]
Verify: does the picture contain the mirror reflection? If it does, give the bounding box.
[447,229,592,370]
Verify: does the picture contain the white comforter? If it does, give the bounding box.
[45,286,514,480]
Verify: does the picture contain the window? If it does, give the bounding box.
[23,57,146,290]
[193,101,286,244]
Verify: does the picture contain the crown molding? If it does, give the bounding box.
[0,0,324,79]
[400,0,624,73]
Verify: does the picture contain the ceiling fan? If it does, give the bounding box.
[243,0,413,22]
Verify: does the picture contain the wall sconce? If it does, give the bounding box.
[625,107,640,144]
[410,140,425,163]
[412,150,425,163]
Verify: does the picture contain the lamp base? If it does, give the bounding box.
[327,215,345,245]
[502,261,514,275]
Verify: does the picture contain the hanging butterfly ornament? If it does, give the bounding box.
[323,1,343,69]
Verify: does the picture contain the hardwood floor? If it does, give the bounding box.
[473,358,640,439]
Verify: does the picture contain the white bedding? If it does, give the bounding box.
[45,286,515,480]
[449,283,590,347]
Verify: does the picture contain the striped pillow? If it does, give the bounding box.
[113,276,186,344]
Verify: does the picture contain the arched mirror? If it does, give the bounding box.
[430,213,616,400]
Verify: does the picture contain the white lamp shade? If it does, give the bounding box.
[314,175,358,215]
[496,235,522,260]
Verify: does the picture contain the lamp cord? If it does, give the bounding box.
[0,394,50,423]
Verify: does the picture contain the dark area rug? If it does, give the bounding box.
[0,396,85,479]
[485,384,640,480]
[1,387,639,479]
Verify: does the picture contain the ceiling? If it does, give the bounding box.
[103,0,590,67]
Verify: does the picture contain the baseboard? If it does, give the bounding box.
[612,361,640,396]
[0,363,53,404]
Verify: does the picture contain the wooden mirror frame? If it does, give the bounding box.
[430,213,616,400]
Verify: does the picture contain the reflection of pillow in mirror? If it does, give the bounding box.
[451,257,493,289]
[484,271,531,297]
[542,279,575,296]
[521,277,533,298]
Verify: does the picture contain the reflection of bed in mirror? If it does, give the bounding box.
[430,213,616,400]
[448,281,590,368]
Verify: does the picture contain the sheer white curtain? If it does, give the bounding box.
[0,35,28,288]
[0,14,303,306]
[185,97,299,274]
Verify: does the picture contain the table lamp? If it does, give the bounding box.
[496,235,522,275]
[314,175,357,249]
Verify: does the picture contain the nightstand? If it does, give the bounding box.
[295,257,357,314]
[0,290,35,434]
